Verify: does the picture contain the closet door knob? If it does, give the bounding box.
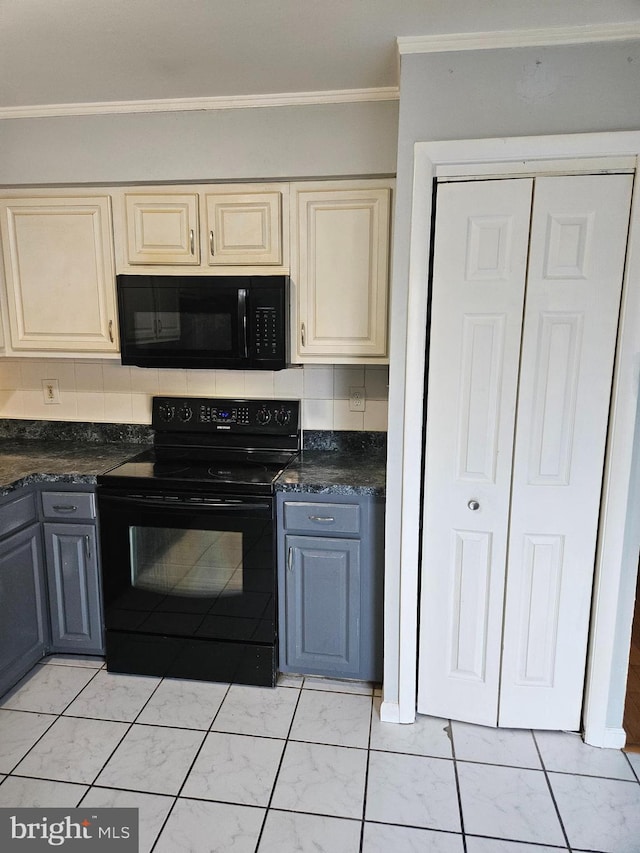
[467,499,480,511]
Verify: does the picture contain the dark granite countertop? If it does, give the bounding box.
[0,440,148,497]
[0,422,387,498]
[276,449,386,497]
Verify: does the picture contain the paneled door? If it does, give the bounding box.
[418,173,633,730]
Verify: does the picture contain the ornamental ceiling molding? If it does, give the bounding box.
[397,21,640,54]
[0,87,399,121]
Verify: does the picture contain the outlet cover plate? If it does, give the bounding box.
[42,379,60,405]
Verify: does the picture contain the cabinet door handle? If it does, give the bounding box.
[287,546,294,572]
[301,323,306,346]
[209,230,215,256]
[308,515,335,523]
[52,504,78,513]
[85,534,91,560]
[189,228,195,255]
[108,320,114,343]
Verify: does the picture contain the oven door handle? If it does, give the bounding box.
[101,494,272,514]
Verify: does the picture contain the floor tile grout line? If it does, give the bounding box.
[454,754,637,783]
[0,664,112,780]
[464,830,572,849]
[0,659,103,718]
[622,749,640,783]
[146,678,236,853]
[448,720,468,853]
[0,709,60,776]
[531,730,572,851]
[252,684,305,852]
[358,694,376,852]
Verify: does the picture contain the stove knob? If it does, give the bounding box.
[158,403,176,422]
[256,407,272,425]
[275,409,291,426]
[178,405,193,423]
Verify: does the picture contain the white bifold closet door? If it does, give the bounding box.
[418,173,633,730]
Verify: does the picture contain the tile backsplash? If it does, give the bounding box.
[0,359,388,431]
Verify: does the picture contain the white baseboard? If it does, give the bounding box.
[379,700,400,723]
[583,725,627,750]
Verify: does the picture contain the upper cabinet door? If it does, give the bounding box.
[125,193,199,265]
[292,183,391,362]
[205,191,282,265]
[0,197,118,352]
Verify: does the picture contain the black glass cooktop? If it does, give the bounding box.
[98,448,298,495]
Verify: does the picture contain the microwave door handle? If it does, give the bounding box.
[238,288,249,358]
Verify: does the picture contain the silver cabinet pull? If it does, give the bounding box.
[108,320,114,343]
[52,504,78,513]
[467,500,480,511]
[189,228,195,255]
[85,534,91,560]
[209,230,215,256]
[309,515,335,523]
[287,546,294,572]
[301,323,306,346]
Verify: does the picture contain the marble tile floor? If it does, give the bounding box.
[1,656,639,853]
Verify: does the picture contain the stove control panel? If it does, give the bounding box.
[153,397,300,435]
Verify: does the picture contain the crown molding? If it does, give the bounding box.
[397,21,640,54]
[0,86,399,121]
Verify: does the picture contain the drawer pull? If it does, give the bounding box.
[308,515,335,523]
[52,504,78,513]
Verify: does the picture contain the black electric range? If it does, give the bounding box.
[96,396,300,687]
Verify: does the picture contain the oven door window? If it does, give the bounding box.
[99,495,275,644]
[130,527,244,597]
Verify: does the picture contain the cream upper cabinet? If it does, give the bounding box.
[125,193,199,265]
[0,196,118,353]
[114,184,288,274]
[205,190,282,266]
[291,181,391,363]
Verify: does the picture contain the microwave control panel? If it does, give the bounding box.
[254,306,279,359]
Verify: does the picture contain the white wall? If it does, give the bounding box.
[0,358,389,432]
[0,100,398,186]
[384,38,640,723]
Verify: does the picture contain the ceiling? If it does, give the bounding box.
[2,0,640,113]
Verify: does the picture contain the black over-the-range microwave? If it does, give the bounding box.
[117,274,290,370]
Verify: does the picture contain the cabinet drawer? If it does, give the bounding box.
[41,491,95,521]
[0,491,38,539]
[282,501,360,535]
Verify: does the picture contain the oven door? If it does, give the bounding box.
[97,488,277,686]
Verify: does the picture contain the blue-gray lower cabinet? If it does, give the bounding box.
[43,523,102,654]
[41,489,104,655]
[0,493,47,697]
[277,493,384,681]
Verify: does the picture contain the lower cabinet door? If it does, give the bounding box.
[44,523,103,654]
[0,523,47,695]
[284,535,360,677]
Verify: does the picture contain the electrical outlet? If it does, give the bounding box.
[349,386,366,412]
[42,379,60,405]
